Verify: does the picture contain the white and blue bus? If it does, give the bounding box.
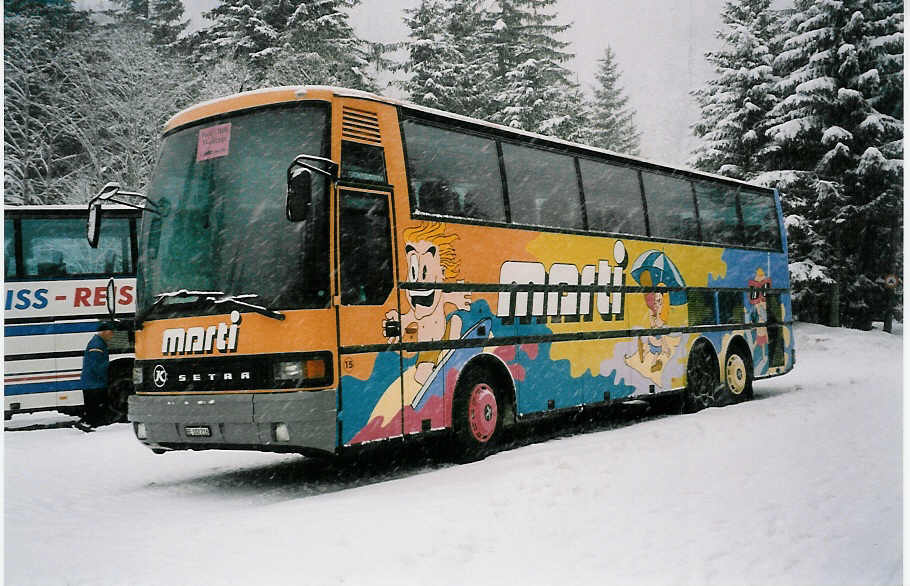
[4,205,138,421]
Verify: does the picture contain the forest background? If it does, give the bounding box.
[3,0,903,328]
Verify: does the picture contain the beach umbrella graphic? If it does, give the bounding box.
[629,250,687,306]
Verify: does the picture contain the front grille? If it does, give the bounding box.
[138,352,333,393]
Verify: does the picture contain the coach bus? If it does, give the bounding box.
[5,205,138,421]
[88,86,794,460]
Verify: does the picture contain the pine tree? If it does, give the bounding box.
[756,0,903,328]
[485,0,584,140]
[586,46,641,154]
[196,0,375,93]
[150,0,189,51]
[689,0,778,178]
[401,0,495,116]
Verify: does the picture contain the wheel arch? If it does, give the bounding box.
[725,335,753,372]
[109,357,134,378]
[453,352,517,427]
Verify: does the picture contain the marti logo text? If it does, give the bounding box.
[496,240,628,321]
[161,311,241,356]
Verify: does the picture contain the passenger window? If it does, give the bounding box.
[341,140,387,184]
[5,219,17,278]
[502,143,583,230]
[694,182,742,246]
[739,189,781,250]
[401,120,506,222]
[687,290,715,326]
[579,159,646,236]
[641,172,698,241]
[717,291,745,324]
[339,191,394,305]
[21,217,133,278]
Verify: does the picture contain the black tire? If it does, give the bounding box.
[452,372,503,462]
[104,375,135,424]
[722,346,753,403]
[684,342,721,412]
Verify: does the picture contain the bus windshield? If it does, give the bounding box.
[137,103,331,318]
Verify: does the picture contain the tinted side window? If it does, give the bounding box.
[339,192,394,305]
[341,140,387,183]
[579,159,646,236]
[5,218,16,278]
[694,182,742,246]
[402,120,506,222]
[717,291,745,324]
[21,217,133,278]
[641,172,698,241]
[687,290,715,326]
[502,143,583,230]
[739,189,781,250]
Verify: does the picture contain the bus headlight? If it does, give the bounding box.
[133,366,143,385]
[273,356,328,384]
[135,422,147,440]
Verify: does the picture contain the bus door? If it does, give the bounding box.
[334,186,405,446]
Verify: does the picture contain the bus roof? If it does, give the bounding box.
[164,85,773,193]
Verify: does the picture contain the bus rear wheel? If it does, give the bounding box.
[452,374,502,462]
[723,348,753,402]
[685,342,720,412]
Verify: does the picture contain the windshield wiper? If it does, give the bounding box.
[210,293,285,321]
[135,290,285,327]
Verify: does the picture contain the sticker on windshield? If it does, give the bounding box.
[197,123,231,162]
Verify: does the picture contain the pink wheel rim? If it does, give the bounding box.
[468,383,498,443]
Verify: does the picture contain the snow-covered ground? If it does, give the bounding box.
[5,322,902,585]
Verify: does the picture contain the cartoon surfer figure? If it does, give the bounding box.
[383,222,471,385]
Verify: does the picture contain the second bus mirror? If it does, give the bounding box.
[87,202,102,248]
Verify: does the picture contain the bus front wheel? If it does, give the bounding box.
[452,373,502,462]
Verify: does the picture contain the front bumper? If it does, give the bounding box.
[129,389,337,455]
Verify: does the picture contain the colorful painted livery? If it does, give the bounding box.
[109,86,793,459]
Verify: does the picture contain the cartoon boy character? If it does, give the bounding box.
[383,222,471,385]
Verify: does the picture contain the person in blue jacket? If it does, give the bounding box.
[75,322,116,432]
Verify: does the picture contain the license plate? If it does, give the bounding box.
[184,426,212,437]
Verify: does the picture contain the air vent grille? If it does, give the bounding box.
[342,107,382,145]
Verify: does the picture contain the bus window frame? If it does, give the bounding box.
[398,108,783,254]
[5,209,139,282]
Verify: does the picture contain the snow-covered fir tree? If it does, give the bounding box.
[195,0,374,93]
[756,0,903,328]
[149,0,189,52]
[689,0,778,178]
[400,0,472,112]
[485,0,586,140]
[585,46,640,155]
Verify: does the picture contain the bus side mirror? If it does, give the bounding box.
[286,166,315,222]
[87,202,102,248]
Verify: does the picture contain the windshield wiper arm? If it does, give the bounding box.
[134,290,227,328]
[135,290,285,326]
[210,293,285,321]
